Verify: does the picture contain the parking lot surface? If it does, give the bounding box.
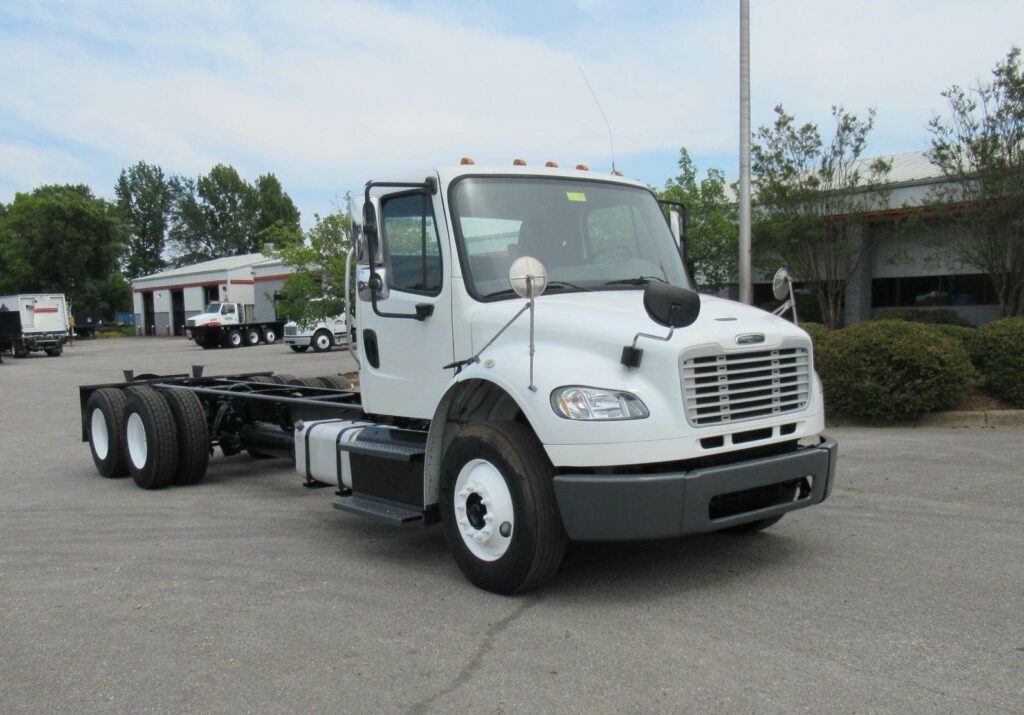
[1,337,1022,713]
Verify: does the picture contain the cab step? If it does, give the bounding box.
[339,425,427,462]
[333,494,423,524]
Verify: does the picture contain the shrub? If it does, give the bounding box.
[926,324,979,357]
[971,317,1024,407]
[817,320,975,421]
[799,321,830,364]
[873,308,971,327]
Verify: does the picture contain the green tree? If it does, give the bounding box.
[115,161,175,277]
[168,165,302,263]
[254,173,301,238]
[752,105,891,328]
[269,207,353,326]
[0,184,128,313]
[659,148,737,291]
[927,47,1024,317]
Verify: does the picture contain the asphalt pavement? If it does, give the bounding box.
[1,337,1022,713]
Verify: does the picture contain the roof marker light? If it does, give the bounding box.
[610,169,623,176]
[576,164,589,171]
[460,157,475,165]
[545,161,559,168]
[513,159,527,166]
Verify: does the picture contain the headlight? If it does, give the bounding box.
[550,386,649,421]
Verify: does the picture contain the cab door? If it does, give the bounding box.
[357,186,454,419]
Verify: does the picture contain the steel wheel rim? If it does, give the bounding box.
[453,459,514,561]
[248,330,259,344]
[316,333,331,350]
[231,333,241,346]
[90,408,109,460]
[265,330,275,342]
[126,412,148,470]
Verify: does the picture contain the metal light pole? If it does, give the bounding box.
[738,0,752,304]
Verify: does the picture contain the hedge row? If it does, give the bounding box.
[801,317,1024,420]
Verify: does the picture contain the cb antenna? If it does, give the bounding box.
[579,66,617,173]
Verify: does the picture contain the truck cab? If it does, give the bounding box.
[187,302,244,329]
[283,314,348,353]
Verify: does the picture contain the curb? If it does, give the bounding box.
[916,410,1024,428]
[827,410,1024,429]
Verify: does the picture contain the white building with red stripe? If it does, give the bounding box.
[131,254,296,336]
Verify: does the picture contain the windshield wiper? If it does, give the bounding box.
[603,276,667,287]
[483,280,592,299]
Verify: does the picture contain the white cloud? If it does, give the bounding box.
[0,0,1021,217]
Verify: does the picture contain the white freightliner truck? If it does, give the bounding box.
[77,162,836,594]
[283,313,350,353]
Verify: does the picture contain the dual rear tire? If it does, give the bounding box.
[86,386,210,489]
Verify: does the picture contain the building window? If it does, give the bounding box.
[871,274,995,307]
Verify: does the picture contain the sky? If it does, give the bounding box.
[1,0,1023,227]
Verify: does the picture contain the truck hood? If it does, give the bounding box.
[470,290,808,357]
[187,312,221,326]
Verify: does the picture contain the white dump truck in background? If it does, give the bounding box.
[283,313,349,353]
[185,301,284,349]
[77,161,836,594]
[0,294,70,357]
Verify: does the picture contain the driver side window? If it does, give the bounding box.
[381,193,443,296]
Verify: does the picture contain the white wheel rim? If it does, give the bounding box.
[453,459,515,561]
[265,330,275,342]
[231,333,241,346]
[316,334,330,350]
[249,331,259,343]
[126,412,148,470]
[90,408,109,460]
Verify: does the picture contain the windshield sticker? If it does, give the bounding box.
[566,191,587,202]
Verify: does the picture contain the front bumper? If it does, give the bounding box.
[553,437,837,541]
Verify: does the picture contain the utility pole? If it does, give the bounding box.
[738,0,752,304]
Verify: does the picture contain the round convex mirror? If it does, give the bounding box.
[772,268,792,301]
[508,256,549,299]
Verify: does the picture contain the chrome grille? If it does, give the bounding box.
[682,347,810,426]
[284,325,298,336]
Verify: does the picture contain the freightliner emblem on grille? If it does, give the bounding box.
[735,333,765,345]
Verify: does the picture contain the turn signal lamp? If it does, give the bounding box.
[576,164,589,171]
[460,157,475,165]
[544,161,559,168]
[512,158,527,166]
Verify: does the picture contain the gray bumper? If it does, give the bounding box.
[553,437,837,541]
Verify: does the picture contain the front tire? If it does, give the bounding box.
[440,422,566,594]
[123,387,179,490]
[311,330,333,353]
[289,345,309,353]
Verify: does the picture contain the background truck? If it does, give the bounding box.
[283,313,349,353]
[185,301,284,349]
[76,162,836,594]
[0,294,70,357]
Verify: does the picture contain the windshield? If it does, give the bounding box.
[451,177,690,300]
[205,303,220,313]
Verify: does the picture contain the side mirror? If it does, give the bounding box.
[669,210,683,246]
[508,256,548,299]
[643,282,701,329]
[356,265,389,301]
[772,267,792,301]
[771,267,799,325]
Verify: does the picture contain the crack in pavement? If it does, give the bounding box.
[407,595,539,714]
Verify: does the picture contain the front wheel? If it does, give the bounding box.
[289,345,309,353]
[311,330,333,352]
[440,422,566,594]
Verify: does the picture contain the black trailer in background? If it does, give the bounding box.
[0,311,23,362]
